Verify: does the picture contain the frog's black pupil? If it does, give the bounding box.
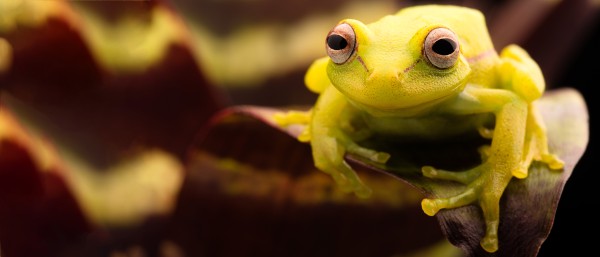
[327,34,348,50]
[432,39,456,55]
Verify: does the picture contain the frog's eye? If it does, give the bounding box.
[326,23,356,64]
[424,27,460,69]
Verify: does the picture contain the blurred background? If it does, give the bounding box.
[0,0,596,256]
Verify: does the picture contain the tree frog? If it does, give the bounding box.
[274,4,564,253]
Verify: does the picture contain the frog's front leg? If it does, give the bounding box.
[473,104,564,179]
[498,44,564,178]
[310,87,390,198]
[421,87,528,253]
[310,128,389,198]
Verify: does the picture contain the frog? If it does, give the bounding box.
[273,4,564,253]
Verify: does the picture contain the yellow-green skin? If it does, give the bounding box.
[275,5,564,253]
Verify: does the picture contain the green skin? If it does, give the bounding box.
[275,5,563,253]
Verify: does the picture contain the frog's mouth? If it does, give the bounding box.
[347,82,466,118]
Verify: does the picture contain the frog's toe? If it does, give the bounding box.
[512,166,528,179]
[353,184,373,198]
[273,111,310,127]
[478,145,491,161]
[422,166,439,178]
[338,169,372,198]
[480,218,499,252]
[371,151,391,163]
[481,234,499,253]
[327,170,349,187]
[542,154,564,170]
[421,188,478,216]
[421,166,481,184]
[477,127,494,139]
[324,166,371,197]
[272,113,292,126]
[272,113,286,123]
[421,198,440,216]
[356,150,390,164]
[335,161,373,198]
[347,145,390,164]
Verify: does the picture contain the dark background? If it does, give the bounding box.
[537,5,597,257]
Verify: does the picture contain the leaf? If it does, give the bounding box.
[175,104,464,257]
[0,104,91,257]
[203,87,588,257]
[0,92,189,256]
[1,0,225,160]
[0,1,223,253]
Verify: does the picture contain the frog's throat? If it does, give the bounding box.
[347,82,466,118]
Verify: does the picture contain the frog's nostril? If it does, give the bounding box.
[366,68,401,83]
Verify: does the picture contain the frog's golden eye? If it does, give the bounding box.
[326,23,356,64]
[424,27,460,69]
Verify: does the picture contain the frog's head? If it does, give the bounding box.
[324,12,472,116]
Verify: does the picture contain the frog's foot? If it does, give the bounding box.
[513,150,565,179]
[314,150,369,196]
[421,186,501,252]
[515,152,565,179]
[516,115,565,178]
[421,162,508,253]
[319,160,373,198]
[313,137,373,198]
[273,110,312,142]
